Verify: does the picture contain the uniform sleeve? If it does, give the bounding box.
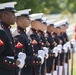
[0,30,16,70]
[14,35,25,55]
[0,30,6,55]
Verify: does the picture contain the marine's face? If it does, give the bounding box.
[41,23,47,31]
[31,20,41,30]
[7,11,16,25]
[22,17,31,27]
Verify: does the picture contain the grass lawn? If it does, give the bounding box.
[69,54,76,75]
[72,55,76,75]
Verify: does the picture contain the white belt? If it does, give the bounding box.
[6,56,14,59]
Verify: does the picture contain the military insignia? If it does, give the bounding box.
[42,42,44,46]
[15,42,23,48]
[0,39,4,46]
[32,40,38,45]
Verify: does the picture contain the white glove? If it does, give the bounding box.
[43,47,49,59]
[17,59,25,68]
[53,47,58,57]
[71,39,76,45]
[17,52,26,68]
[63,44,68,53]
[18,52,26,60]
[66,42,71,50]
[57,44,62,53]
[57,47,62,53]
[38,50,45,64]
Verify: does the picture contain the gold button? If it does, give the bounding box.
[39,42,41,43]
[14,40,15,43]
[33,53,35,56]
[13,63,15,65]
[25,65,26,67]
[28,43,30,45]
[36,31,38,33]
[36,61,38,63]
[33,49,34,51]
[10,42,12,44]
[32,45,33,47]
[9,61,11,63]
[46,38,47,40]
[1,25,3,27]
[5,60,7,62]
[8,26,11,29]
[18,30,20,32]
[13,50,15,52]
[33,61,35,63]
[24,30,26,32]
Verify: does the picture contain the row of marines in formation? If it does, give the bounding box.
[0,1,75,75]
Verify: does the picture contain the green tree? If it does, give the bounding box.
[0,0,76,14]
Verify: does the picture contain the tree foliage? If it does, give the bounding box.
[0,0,76,14]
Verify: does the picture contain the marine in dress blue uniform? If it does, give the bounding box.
[30,13,46,75]
[13,10,43,75]
[54,19,70,75]
[45,20,57,75]
[36,17,48,75]
[0,2,25,75]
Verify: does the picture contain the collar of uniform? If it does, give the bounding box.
[1,21,11,29]
[52,32,57,36]
[31,28,38,33]
[38,30,44,35]
[17,26,26,33]
[46,31,51,36]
